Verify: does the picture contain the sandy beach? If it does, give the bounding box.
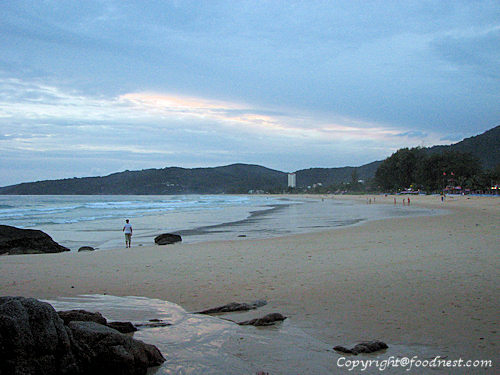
[1,194,498,370]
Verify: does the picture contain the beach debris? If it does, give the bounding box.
[78,246,95,251]
[238,313,287,326]
[333,340,388,355]
[154,233,182,245]
[0,224,70,255]
[197,299,267,314]
[0,296,165,375]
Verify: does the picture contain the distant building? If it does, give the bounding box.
[288,173,296,188]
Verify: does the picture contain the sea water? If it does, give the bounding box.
[44,295,450,375]
[0,195,442,251]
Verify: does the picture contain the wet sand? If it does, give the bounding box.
[0,194,498,368]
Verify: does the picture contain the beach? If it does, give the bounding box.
[0,194,498,373]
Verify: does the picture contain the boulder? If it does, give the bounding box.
[68,321,164,374]
[154,233,182,245]
[197,300,267,314]
[0,296,79,374]
[78,246,95,252]
[58,309,139,333]
[238,313,287,326]
[58,309,108,326]
[0,296,165,375]
[106,321,138,333]
[333,340,388,355]
[0,225,70,255]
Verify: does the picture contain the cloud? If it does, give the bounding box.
[432,25,500,78]
[0,77,452,148]
[0,75,488,186]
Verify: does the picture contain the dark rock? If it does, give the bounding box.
[0,296,165,375]
[107,321,138,333]
[238,313,287,326]
[238,235,247,237]
[78,246,95,252]
[58,309,108,325]
[333,340,388,355]
[135,322,172,328]
[197,300,267,314]
[0,296,79,375]
[59,310,140,334]
[0,224,70,255]
[68,321,165,374]
[154,233,182,245]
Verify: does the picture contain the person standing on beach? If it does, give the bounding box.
[123,219,133,248]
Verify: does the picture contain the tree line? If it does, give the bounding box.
[374,147,499,193]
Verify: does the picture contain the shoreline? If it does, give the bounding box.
[0,194,498,366]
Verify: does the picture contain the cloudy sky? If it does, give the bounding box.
[1,1,499,186]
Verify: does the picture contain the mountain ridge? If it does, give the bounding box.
[1,125,498,194]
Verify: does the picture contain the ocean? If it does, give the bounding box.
[0,194,441,251]
[2,195,447,374]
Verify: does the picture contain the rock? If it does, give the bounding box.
[333,340,388,355]
[0,296,79,374]
[0,224,70,255]
[107,321,138,333]
[58,309,108,325]
[0,296,165,375]
[68,321,165,374]
[197,300,267,314]
[154,233,182,245]
[135,322,172,328]
[59,310,138,333]
[78,246,95,252]
[238,313,287,326]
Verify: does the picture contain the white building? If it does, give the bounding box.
[288,173,296,188]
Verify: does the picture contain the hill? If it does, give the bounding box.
[0,164,287,195]
[0,125,498,194]
[426,125,499,170]
[295,161,381,187]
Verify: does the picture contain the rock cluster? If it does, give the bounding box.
[197,300,286,327]
[57,309,138,333]
[0,225,70,255]
[0,296,165,375]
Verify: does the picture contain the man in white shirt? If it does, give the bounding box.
[123,219,133,248]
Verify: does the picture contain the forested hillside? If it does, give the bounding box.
[1,126,498,194]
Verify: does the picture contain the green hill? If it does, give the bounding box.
[0,125,498,194]
[0,164,287,195]
[426,125,499,170]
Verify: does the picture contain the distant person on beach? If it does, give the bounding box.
[123,219,133,248]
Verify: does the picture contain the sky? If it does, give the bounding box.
[0,0,499,186]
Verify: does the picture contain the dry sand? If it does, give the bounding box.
[1,194,498,362]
